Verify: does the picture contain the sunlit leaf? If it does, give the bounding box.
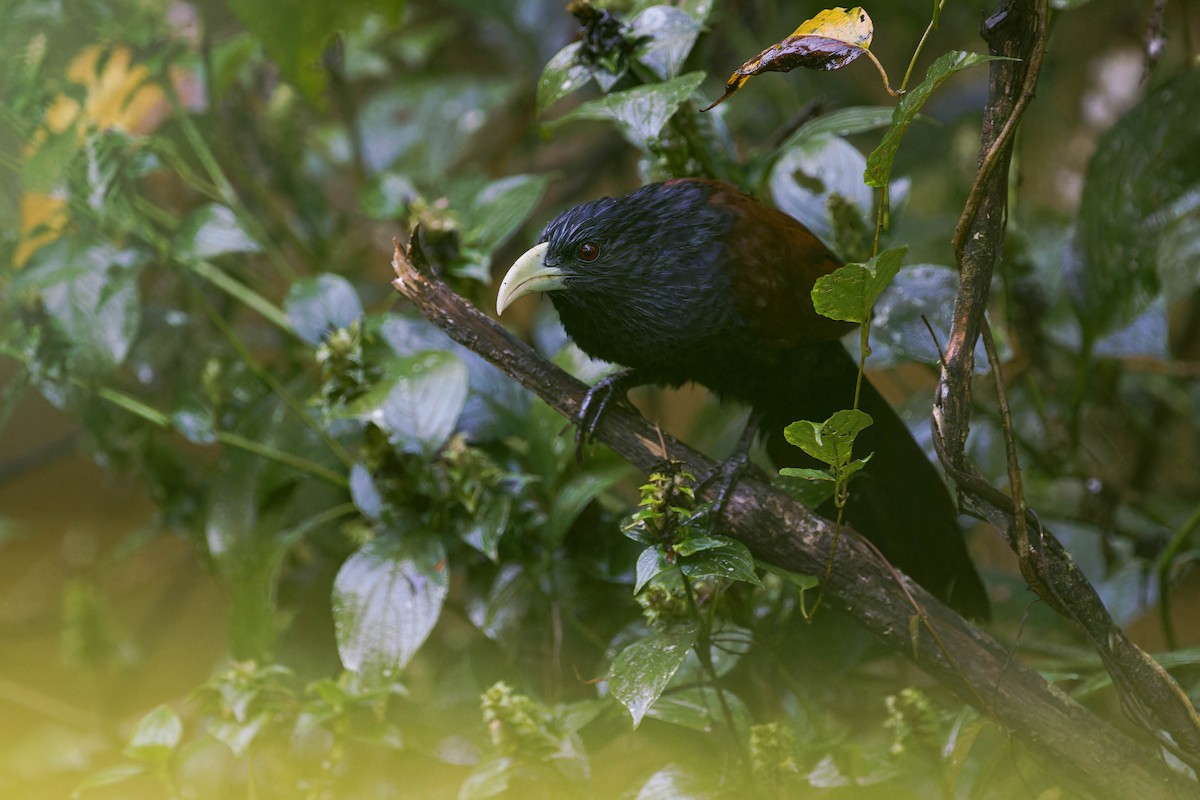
[671,535,727,557]
[704,7,874,110]
[870,263,997,369]
[537,42,592,112]
[635,546,672,593]
[865,51,1001,188]
[342,351,469,453]
[1093,300,1169,360]
[770,135,874,247]
[460,755,514,800]
[1070,69,1200,337]
[548,71,705,148]
[632,765,713,800]
[207,713,270,758]
[462,173,550,254]
[784,409,873,469]
[35,242,141,376]
[74,765,148,794]
[170,402,216,444]
[333,536,449,678]
[123,704,182,765]
[467,564,529,642]
[359,78,513,178]
[644,685,752,737]
[608,622,699,727]
[631,5,703,80]
[776,105,898,152]
[349,463,384,521]
[812,246,907,324]
[460,497,511,562]
[285,274,363,346]
[175,203,261,260]
[779,466,834,481]
[681,540,762,586]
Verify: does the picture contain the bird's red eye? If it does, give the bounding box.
[577,242,601,262]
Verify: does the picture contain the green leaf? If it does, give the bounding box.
[207,713,270,758]
[349,463,384,520]
[360,172,418,219]
[812,246,907,324]
[870,263,953,365]
[780,106,898,151]
[202,399,348,660]
[460,498,511,561]
[644,685,752,736]
[547,71,705,149]
[460,755,514,800]
[359,77,514,179]
[671,534,727,557]
[174,203,261,260]
[783,409,874,469]
[770,135,874,247]
[780,473,839,508]
[537,42,592,112]
[635,546,671,593]
[228,0,406,103]
[123,704,183,765]
[343,351,469,453]
[543,464,629,548]
[778,467,834,481]
[631,5,703,80]
[608,622,699,727]
[170,401,216,444]
[285,274,364,346]
[630,765,712,799]
[36,243,141,376]
[759,563,820,591]
[74,764,148,795]
[333,536,449,679]
[681,541,762,586]
[865,51,1004,188]
[462,174,550,254]
[1071,69,1200,337]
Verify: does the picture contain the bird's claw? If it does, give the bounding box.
[695,451,755,528]
[695,411,763,528]
[574,370,641,464]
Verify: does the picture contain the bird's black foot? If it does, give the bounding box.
[695,411,764,525]
[575,369,646,463]
[695,450,755,524]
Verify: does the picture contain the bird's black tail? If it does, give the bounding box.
[758,341,990,620]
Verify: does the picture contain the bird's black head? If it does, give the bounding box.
[497,180,740,374]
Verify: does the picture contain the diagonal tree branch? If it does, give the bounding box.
[390,236,1192,799]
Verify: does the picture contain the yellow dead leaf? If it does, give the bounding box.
[703,7,876,111]
[797,6,874,47]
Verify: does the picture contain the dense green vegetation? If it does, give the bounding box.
[1,1,1198,797]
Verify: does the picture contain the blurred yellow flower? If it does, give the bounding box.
[45,45,168,137]
[15,45,168,267]
[14,192,69,268]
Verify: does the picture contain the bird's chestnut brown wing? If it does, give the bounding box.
[707,184,855,348]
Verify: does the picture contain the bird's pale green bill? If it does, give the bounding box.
[496,242,565,315]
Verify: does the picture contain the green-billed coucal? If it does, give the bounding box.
[496,178,989,619]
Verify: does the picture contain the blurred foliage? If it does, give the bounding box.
[1,0,1199,798]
